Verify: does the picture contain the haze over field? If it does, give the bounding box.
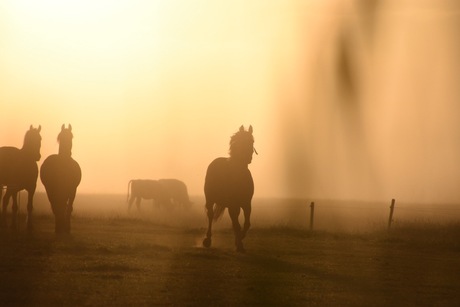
[1,0,460,203]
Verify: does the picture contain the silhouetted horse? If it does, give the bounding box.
[40,124,81,234]
[203,125,256,252]
[0,125,42,231]
[127,179,170,210]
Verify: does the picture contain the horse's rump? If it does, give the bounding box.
[40,154,82,199]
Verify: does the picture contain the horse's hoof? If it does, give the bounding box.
[203,237,211,248]
[236,241,245,253]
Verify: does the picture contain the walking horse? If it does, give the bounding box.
[0,125,42,231]
[203,125,257,252]
[40,124,81,234]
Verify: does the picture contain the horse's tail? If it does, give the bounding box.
[127,180,133,203]
[212,203,226,222]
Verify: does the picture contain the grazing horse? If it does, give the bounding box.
[158,179,192,208]
[0,125,42,231]
[203,125,256,252]
[40,124,81,234]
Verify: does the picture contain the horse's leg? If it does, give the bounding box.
[51,197,70,235]
[203,201,214,248]
[11,192,18,231]
[62,200,71,234]
[64,189,77,234]
[128,195,135,211]
[228,206,244,252]
[54,202,64,234]
[134,197,141,211]
[240,204,251,240]
[1,189,11,228]
[26,188,35,232]
[0,188,4,228]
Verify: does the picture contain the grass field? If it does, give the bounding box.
[1,194,460,306]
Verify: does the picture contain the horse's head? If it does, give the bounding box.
[229,125,256,165]
[58,124,74,156]
[23,125,42,161]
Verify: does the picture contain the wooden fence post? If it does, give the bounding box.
[388,198,395,229]
[310,201,315,231]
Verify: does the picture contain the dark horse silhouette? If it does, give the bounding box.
[40,124,81,234]
[0,125,42,231]
[203,125,256,252]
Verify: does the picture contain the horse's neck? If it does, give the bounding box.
[57,136,72,157]
[228,157,248,169]
[20,145,40,161]
[58,146,72,157]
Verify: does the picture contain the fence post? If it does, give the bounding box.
[310,201,315,231]
[388,198,395,229]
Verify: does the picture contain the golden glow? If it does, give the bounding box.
[3,1,460,203]
[1,0,291,195]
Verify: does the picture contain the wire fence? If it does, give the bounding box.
[2,191,460,233]
[249,197,460,232]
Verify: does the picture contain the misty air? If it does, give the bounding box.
[1,1,460,306]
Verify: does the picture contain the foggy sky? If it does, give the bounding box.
[1,0,460,203]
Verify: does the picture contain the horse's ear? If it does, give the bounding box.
[249,125,253,134]
[38,125,41,132]
[29,125,33,130]
[68,124,72,131]
[61,124,65,131]
[239,125,244,132]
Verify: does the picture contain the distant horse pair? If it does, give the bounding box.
[0,124,81,234]
[127,179,191,210]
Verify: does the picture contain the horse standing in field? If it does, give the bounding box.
[40,124,81,234]
[203,125,256,252]
[127,179,171,210]
[0,125,42,231]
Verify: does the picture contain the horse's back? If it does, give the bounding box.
[0,147,19,183]
[0,147,19,158]
[130,179,164,200]
[204,157,253,205]
[0,146,38,188]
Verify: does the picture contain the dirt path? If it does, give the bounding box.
[1,216,460,306]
